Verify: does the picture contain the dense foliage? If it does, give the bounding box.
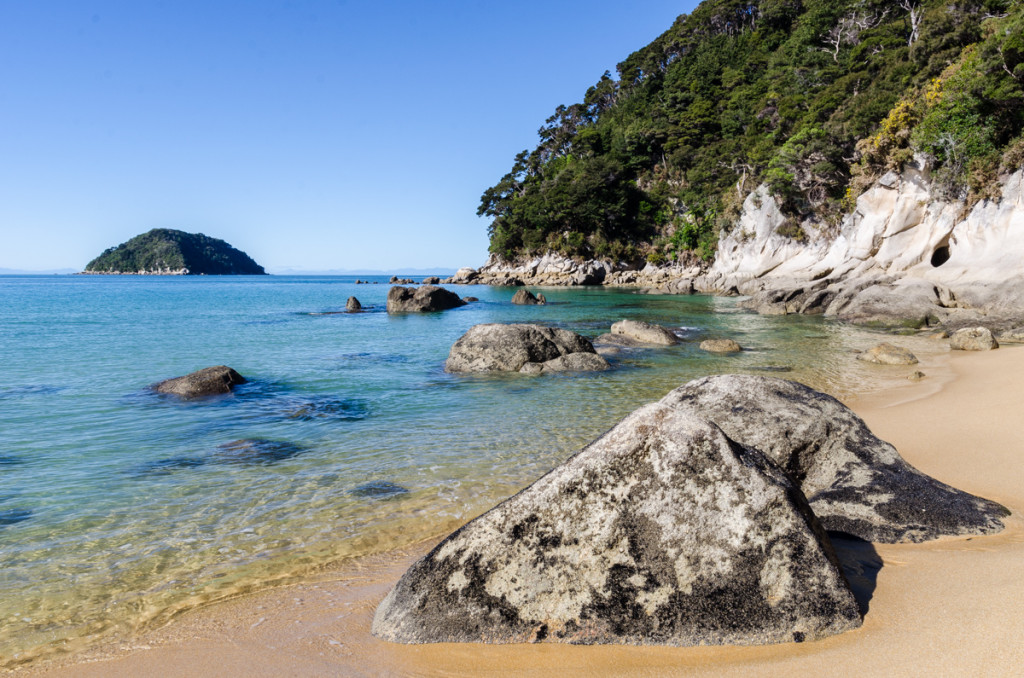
[85,229,266,275]
[481,0,1024,263]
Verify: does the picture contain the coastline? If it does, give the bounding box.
[17,347,1024,677]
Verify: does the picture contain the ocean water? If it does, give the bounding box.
[0,275,947,665]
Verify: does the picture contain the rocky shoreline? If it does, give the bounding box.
[442,166,1024,334]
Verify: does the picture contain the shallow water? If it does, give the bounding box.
[0,275,948,665]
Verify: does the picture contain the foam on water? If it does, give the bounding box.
[0,275,949,665]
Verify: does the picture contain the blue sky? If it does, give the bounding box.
[0,1,696,272]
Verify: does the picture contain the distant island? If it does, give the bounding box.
[83,229,266,275]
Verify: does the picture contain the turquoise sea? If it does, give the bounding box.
[0,275,947,665]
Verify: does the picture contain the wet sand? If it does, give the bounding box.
[20,347,1024,677]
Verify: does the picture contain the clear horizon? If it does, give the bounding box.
[0,1,697,272]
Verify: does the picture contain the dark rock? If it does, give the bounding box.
[215,439,307,465]
[372,406,861,645]
[462,297,479,303]
[387,285,466,313]
[153,366,247,398]
[511,289,545,305]
[610,319,679,345]
[0,508,33,527]
[422,276,441,285]
[856,343,918,365]
[346,296,362,312]
[351,481,409,499]
[751,366,794,373]
[128,456,207,477]
[950,327,999,351]
[445,324,604,373]
[660,375,1008,543]
[0,455,26,467]
[389,276,415,284]
[279,397,369,421]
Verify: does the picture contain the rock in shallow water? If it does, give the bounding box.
[153,366,247,398]
[445,324,607,373]
[856,342,918,365]
[609,319,679,346]
[373,406,861,646]
[699,339,742,353]
[387,285,466,313]
[660,375,1007,543]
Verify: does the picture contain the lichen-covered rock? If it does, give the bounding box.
[445,324,601,373]
[346,296,362,312]
[153,366,246,398]
[610,319,679,345]
[373,406,860,646]
[660,375,1008,543]
[949,327,999,351]
[856,342,918,365]
[699,339,742,353]
[511,289,545,305]
[386,285,466,313]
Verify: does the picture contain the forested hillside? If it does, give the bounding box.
[85,229,266,274]
[480,0,1024,264]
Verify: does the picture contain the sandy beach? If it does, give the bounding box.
[19,346,1024,678]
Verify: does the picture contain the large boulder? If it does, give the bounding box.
[856,342,918,365]
[949,327,999,351]
[153,366,246,398]
[660,375,1008,543]
[445,324,606,373]
[609,319,679,345]
[346,296,362,312]
[373,407,860,646]
[387,285,466,313]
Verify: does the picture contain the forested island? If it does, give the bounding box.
[479,0,1024,265]
[83,229,266,275]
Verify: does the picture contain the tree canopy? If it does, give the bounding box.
[481,0,1024,264]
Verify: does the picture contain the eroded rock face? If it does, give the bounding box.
[950,327,999,351]
[386,285,466,313]
[610,319,679,345]
[373,406,860,646]
[660,375,1008,543]
[856,343,918,365]
[445,324,604,373]
[153,366,246,398]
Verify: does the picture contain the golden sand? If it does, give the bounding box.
[20,348,1024,677]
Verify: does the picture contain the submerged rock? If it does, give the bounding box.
[699,339,742,353]
[949,327,999,351]
[660,375,1008,543]
[215,439,307,465]
[445,324,607,373]
[346,296,362,312]
[387,285,466,313]
[278,397,369,421]
[609,319,679,345]
[0,508,33,527]
[373,406,860,646]
[153,366,247,398]
[856,343,919,365]
[350,481,410,499]
[127,456,207,478]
